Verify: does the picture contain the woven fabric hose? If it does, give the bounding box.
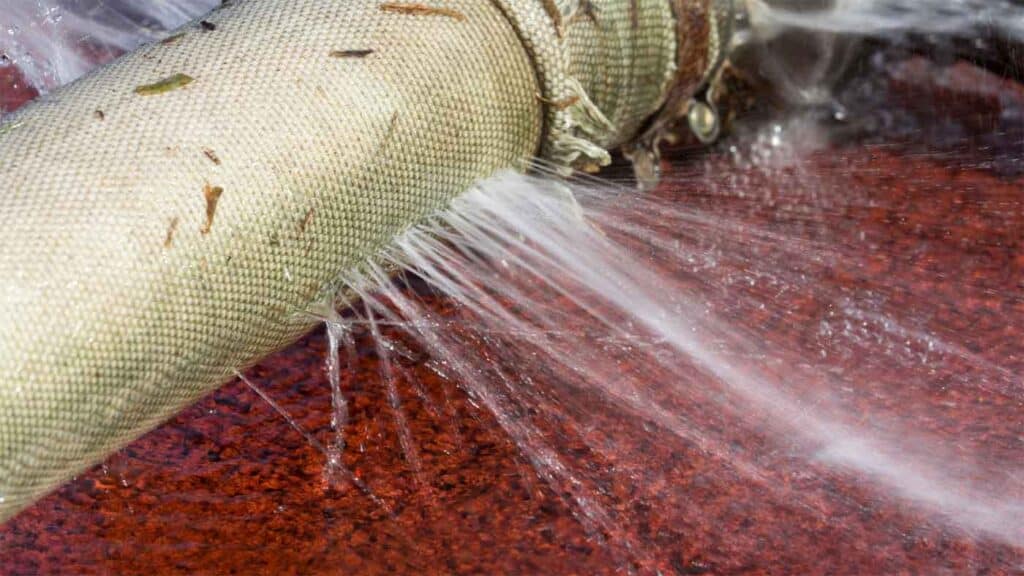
[0,0,732,521]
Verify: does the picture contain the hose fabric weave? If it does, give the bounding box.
[0,0,717,521]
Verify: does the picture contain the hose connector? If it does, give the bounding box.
[624,0,739,188]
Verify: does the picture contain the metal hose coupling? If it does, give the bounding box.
[603,0,739,188]
[488,0,736,179]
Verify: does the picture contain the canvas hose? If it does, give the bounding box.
[0,0,733,521]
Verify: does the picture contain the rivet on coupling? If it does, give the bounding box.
[687,96,721,144]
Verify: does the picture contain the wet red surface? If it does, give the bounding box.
[0,62,38,115]
[1,56,1023,574]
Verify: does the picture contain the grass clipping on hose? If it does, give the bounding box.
[0,0,718,521]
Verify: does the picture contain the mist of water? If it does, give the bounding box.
[745,0,1024,40]
[734,0,1024,105]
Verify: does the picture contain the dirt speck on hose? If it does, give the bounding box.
[541,0,564,37]
[568,0,599,26]
[164,217,180,248]
[134,73,194,96]
[382,111,400,148]
[202,148,221,165]
[536,93,580,110]
[298,208,315,235]
[379,3,467,22]
[160,33,186,45]
[329,49,374,58]
[201,185,223,235]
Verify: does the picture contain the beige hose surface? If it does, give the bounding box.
[0,0,724,521]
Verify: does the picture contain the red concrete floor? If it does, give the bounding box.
[1,52,1022,574]
[0,61,38,116]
